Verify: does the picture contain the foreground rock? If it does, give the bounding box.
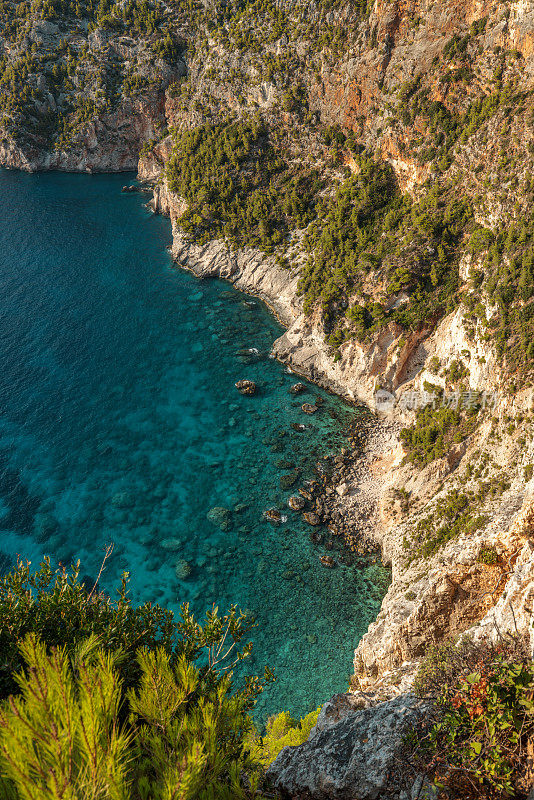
[267,693,429,800]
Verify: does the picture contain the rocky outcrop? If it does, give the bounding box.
[267,692,432,800]
[267,496,534,800]
[0,96,165,173]
[139,167,302,328]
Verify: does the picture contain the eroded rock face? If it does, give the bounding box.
[267,693,428,800]
[0,97,164,172]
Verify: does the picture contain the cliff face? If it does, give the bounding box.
[0,96,164,172]
[3,0,534,796]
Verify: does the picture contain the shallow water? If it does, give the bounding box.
[0,170,389,721]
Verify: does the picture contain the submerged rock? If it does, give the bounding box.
[280,469,301,490]
[288,495,306,511]
[290,382,306,394]
[160,538,182,551]
[303,511,320,526]
[111,490,135,509]
[301,403,318,414]
[207,506,231,530]
[33,512,59,542]
[235,379,257,395]
[174,559,191,580]
[277,459,296,470]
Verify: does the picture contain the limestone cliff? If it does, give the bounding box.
[2,0,534,796]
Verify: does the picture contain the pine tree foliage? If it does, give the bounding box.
[0,634,131,800]
[0,635,268,800]
[128,649,259,799]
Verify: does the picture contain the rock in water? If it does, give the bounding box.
[301,403,318,414]
[320,554,335,568]
[207,506,231,530]
[235,379,256,395]
[303,511,320,526]
[264,507,282,524]
[174,559,191,579]
[290,382,306,394]
[160,538,182,551]
[288,495,306,511]
[280,468,301,490]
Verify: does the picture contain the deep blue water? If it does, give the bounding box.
[0,169,389,721]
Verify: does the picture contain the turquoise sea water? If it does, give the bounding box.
[0,169,389,721]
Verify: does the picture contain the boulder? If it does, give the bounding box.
[303,511,320,526]
[265,507,282,523]
[267,693,427,800]
[235,379,257,395]
[302,403,318,414]
[290,382,306,394]
[288,496,306,511]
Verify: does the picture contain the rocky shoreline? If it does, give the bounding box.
[141,168,534,799]
[2,151,532,797]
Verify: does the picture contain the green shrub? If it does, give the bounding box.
[400,405,478,468]
[468,226,494,254]
[0,560,278,799]
[165,117,320,252]
[411,636,534,799]
[477,545,499,565]
[0,634,266,800]
[0,558,262,706]
[406,489,487,559]
[298,160,472,341]
[248,708,320,767]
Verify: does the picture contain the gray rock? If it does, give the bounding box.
[267,693,426,800]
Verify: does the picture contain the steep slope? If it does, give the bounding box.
[2,1,534,796]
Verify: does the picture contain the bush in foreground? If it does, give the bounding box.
[0,634,264,800]
[248,707,320,767]
[411,636,534,799]
[0,559,279,799]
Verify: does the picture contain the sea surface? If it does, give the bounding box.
[0,170,389,721]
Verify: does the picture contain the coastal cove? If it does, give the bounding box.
[0,169,389,722]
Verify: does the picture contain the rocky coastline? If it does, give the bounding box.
[2,139,532,794]
[1,0,534,793]
[140,165,534,800]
